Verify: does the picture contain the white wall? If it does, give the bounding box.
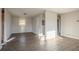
[0,9,2,43]
[32,14,43,36]
[12,17,32,33]
[61,11,79,39]
[45,10,57,38]
[4,9,12,42]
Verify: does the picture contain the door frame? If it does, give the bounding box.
[57,14,61,36]
[1,8,5,43]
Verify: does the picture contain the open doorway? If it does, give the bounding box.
[57,14,61,36]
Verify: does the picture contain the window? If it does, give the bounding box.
[19,18,26,26]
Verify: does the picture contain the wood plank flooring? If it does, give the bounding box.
[1,33,79,51]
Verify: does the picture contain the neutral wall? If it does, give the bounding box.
[61,11,79,39]
[45,10,57,38]
[12,17,32,33]
[32,14,43,36]
[4,9,12,42]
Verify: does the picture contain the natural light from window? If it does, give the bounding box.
[19,18,26,32]
[39,30,56,40]
[19,18,26,26]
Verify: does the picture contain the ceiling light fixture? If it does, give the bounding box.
[24,13,27,15]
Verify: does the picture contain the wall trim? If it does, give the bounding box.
[61,34,79,40]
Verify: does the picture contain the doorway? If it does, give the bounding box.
[57,14,61,36]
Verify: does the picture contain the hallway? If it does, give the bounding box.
[1,33,79,51]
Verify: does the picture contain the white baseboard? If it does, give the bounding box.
[6,37,15,42]
[0,37,15,50]
[61,34,79,40]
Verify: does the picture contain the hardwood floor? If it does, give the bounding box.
[1,33,79,51]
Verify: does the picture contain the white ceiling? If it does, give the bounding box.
[7,8,44,17]
[46,8,79,14]
[7,8,79,17]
